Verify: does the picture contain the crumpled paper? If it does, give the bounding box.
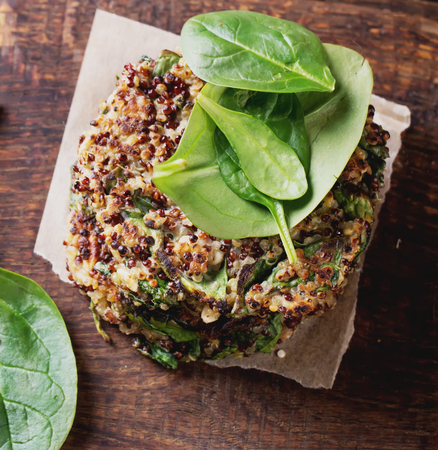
[34,9,411,388]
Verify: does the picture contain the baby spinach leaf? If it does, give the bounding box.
[283,43,373,224]
[219,89,310,173]
[153,83,276,239]
[0,268,77,450]
[181,10,335,93]
[180,259,228,302]
[153,45,372,240]
[215,130,297,263]
[152,50,181,77]
[197,92,307,200]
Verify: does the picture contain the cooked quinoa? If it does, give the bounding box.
[64,50,390,368]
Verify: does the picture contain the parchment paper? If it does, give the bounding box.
[34,9,411,388]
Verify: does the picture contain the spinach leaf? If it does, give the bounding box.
[268,236,348,289]
[138,278,178,307]
[154,83,276,239]
[214,129,297,263]
[153,45,372,240]
[180,260,228,302]
[219,89,310,173]
[137,340,179,369]
[132,195,154,214]
[211,313,282,359]
[359,136,389,160]
[303,240,324,259]
[255,313,283,353]
[125,210,163,254]
[0,268,77,450]
[197,92,307,200]
[148,317,200,359]
[126,310,200,361]
[102,167,124,194]
[181,11,335,93]
[352,229,370,265]
[285,44,374,224]
[94,261,112,278]
[333,186,374,221]
[266,264,305,289]
[231,253,281,316]
[239,254,279,293]
[211,344,238,360]
[69,189,94,217]
[152,50,181,77]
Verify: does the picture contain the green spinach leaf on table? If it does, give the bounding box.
[0,268,77,450]
[181,10,335,93]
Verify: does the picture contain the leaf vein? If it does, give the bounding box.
[195,20,329,87]
[0,298,52,364]
[2,397,54,444]
[0,391,12,450]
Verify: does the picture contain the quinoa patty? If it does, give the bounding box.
[65,51,389,368]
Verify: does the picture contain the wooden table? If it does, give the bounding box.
[1,1,437,448]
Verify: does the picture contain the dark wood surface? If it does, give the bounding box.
[1,0,437,448]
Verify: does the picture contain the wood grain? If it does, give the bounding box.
[0,0,437,448]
